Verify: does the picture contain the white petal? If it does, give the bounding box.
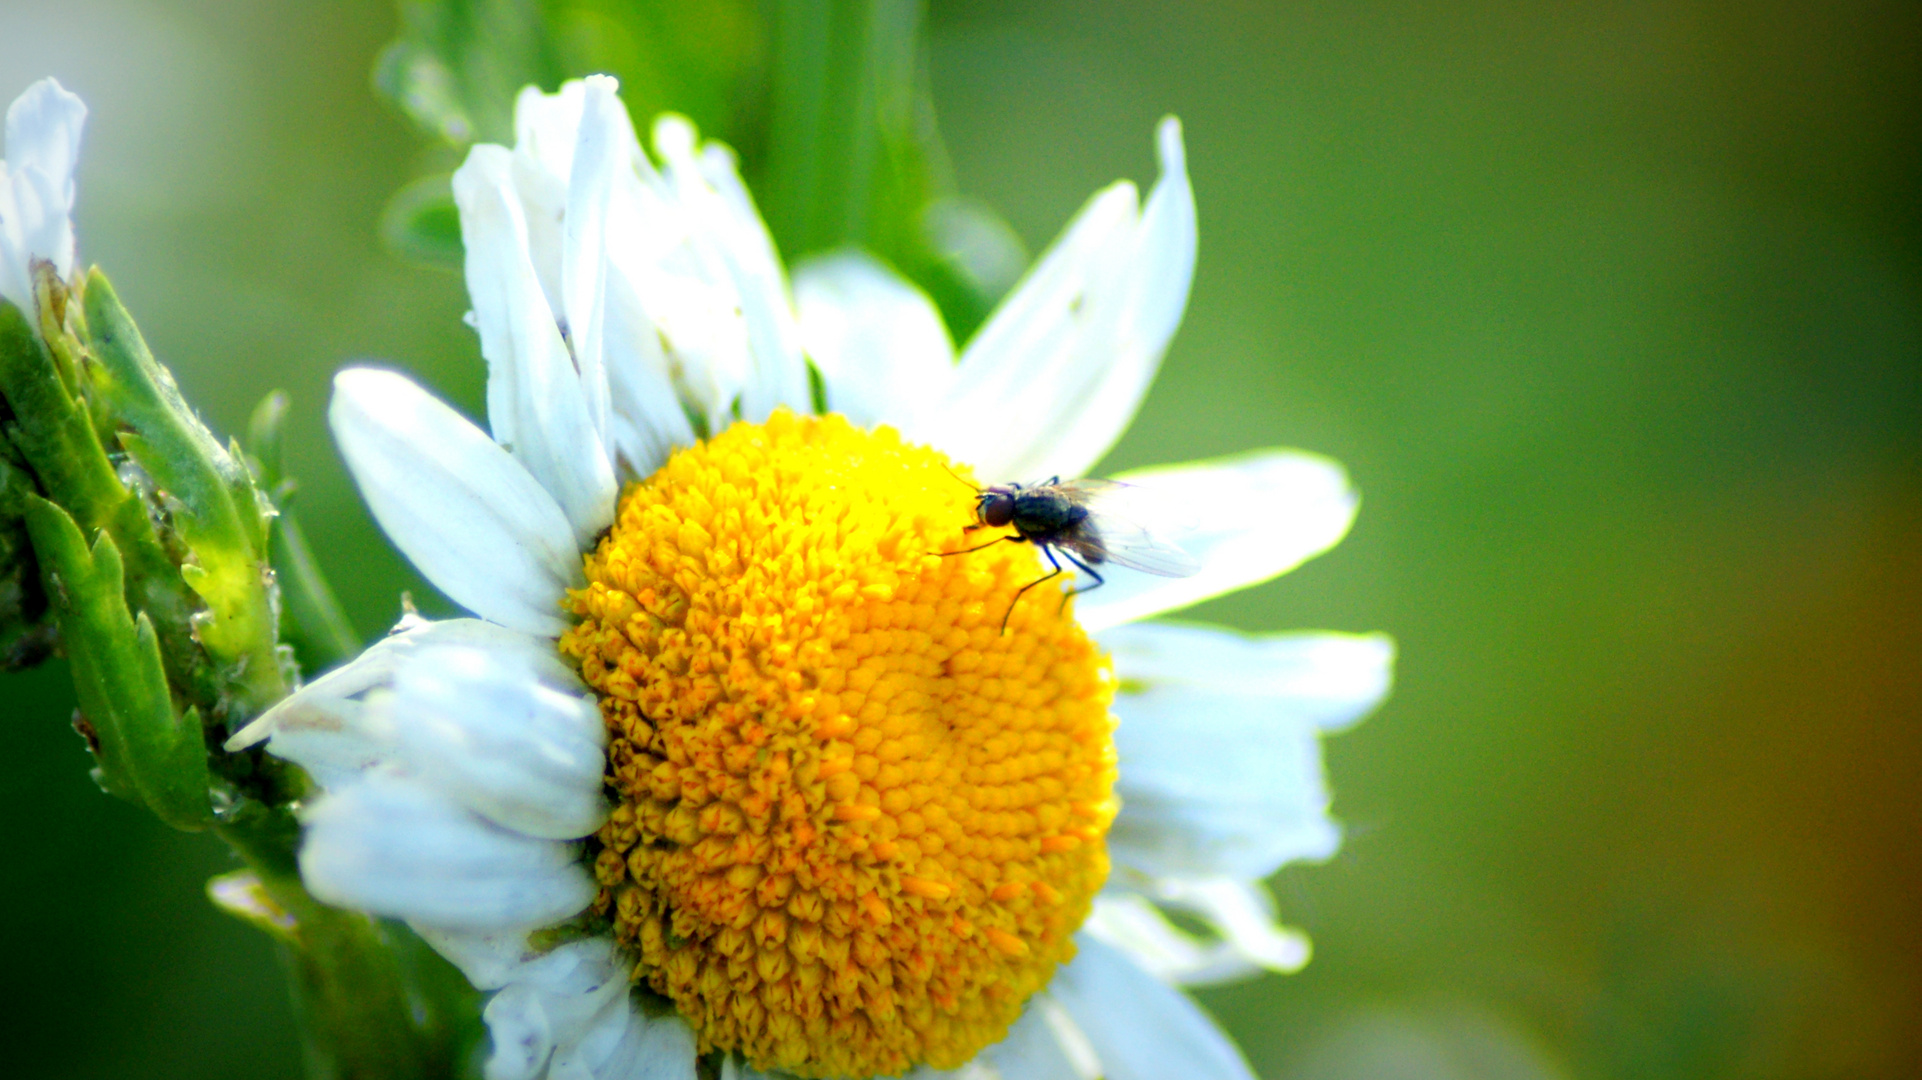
[928,118,1195,482]
[650,116,810,423]
[456,145,618,545]
[1075,450,1360,632]
[483,939,629,1080]
[559,76,624,445]
[229,618,583,757]
[693,138,811,421]
[924,181,1136,478]
[569,1005,696,1080]
[394,644,608,840]
[300,773,595,931]
[410,923,547,991]
[793,250,956,430]
[1,77,87,311]
[224,628,412,753]
[1101,620,1393,730]
[506,82,584,323]
[1082,893,1266,987]
[1088,880,1312,988]
[904,1063,1001,1080]
[547,993,696,1080]
[601,272,697,478]
[238,693,398,791]
[984,996,1101,1080]
[1145,877,1312,977]
[330,369,581,636]
[1102,623,1393,880]
[1049,935,1256,1080]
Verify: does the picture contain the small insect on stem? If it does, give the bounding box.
[936,473,1201,633]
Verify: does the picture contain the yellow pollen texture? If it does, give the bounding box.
[559,411,1117,1078]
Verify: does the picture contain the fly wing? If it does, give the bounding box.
[1055,478,1202,578]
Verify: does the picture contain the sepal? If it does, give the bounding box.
[0,289,217,701]
[23,494,213,829]
[79,268,290,719]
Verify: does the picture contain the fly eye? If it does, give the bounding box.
[982,494,1014,528]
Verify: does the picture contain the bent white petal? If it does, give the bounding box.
[547,994,696,1080]
[1050,934,1257,1080]
[1083,892,1272,987]
[923,179,1136,477]
[0,78,87,315]
[300,772,595,932]
[1102,623,1393,880]
[330,369,581,636]
[412,922,554,991]
[1089,879,1311,987]
[394,644,608,840]
[927,118,1195,482]
[455,145,617,545]
[482,938,631,1080]
[476,935,699,1080]
[794,250,956,431]
[1076,449,1360,632]
[1147,876,1312,977]
[226,617,549,753]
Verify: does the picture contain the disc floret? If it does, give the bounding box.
[560,412,1117,1077]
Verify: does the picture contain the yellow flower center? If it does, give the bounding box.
[560,411,1117,1078]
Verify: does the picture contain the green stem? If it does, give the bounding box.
[248,391,362,672]
[762,0,936,261]
[273,511,363,673]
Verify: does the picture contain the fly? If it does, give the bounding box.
[940,473,1201,631]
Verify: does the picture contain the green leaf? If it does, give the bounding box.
[80,269,289,721]
[379,173,465,269]
[376,0,766,151]
[377,0,563,146]
[24,496,213,830]
[762,0,937,260]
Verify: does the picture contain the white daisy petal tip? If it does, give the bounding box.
[1076,448,1362,631]
[328,366,581,636]
[925,115,1195,482]
[1154,114,1186,175]
[2,77,89,313]
[650,113,697,162]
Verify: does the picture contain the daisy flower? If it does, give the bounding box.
[230,76,1392,1080]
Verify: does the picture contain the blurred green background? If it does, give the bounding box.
[2,1,1917,1077]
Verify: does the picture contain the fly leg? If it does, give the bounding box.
[1057,550,1106,614]
[934,534,1023,557]
[1003,544,1066,634]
